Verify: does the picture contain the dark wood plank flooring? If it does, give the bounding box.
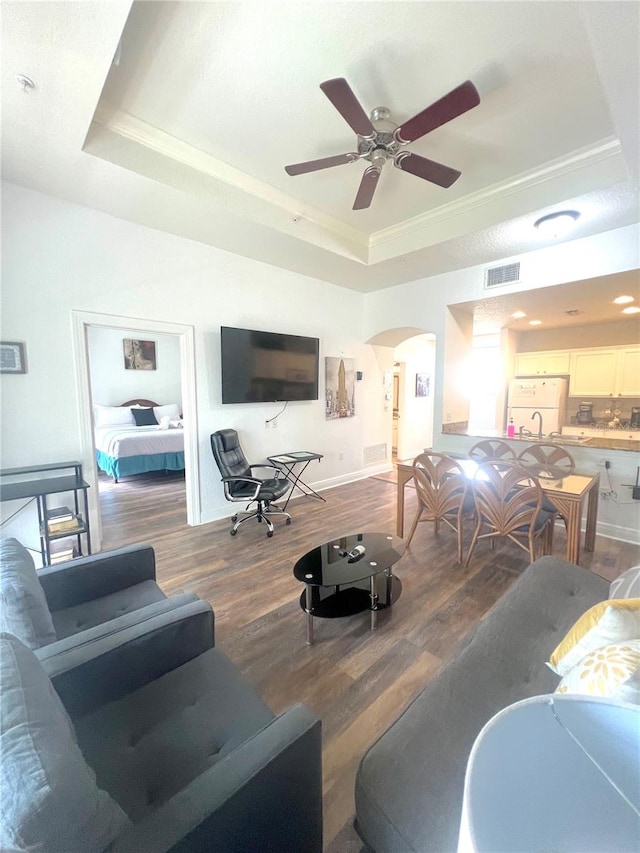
[98,470,640,851]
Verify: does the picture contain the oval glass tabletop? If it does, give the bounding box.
[293,532,405,587]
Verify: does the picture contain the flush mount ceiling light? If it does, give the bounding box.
[529,319,542,326]
[622,306,640,315]
[511,311,527,319]
[534,210,580,238]
[614,295,635,304]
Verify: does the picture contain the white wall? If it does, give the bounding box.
[393,335,436,458]
[88,326,182,407]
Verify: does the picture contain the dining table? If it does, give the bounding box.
[395,457,600,565]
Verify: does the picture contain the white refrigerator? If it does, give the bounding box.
[507,377,568,435]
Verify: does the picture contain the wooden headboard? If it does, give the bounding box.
[121,399,159,408]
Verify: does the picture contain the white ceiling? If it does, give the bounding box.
[2,1,639,298]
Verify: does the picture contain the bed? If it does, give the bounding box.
[94,399,185,482]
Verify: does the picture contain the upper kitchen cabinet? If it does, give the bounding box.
[569,347,640,397]
[617,348,640,396]
[514,350,571,377]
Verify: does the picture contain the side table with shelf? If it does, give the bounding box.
[0,461,92,566]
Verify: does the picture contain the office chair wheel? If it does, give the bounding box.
[231,514,238,522]
[230,529,237,536]
[286,517,292,525]
[267,530,274,538]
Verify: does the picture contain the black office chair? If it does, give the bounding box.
[210,429,292,537]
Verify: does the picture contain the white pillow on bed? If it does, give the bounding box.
[94,405,135,427]
[153,403,180,421]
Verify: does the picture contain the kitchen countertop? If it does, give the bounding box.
[450,430,640,453]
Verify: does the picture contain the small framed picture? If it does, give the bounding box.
[415,373,430,398]
[0,341,27,374]
[123,339,157,370]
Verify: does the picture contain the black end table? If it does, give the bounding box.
[293,532,404,644]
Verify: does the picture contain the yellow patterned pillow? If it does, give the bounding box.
[555,640,640,700]
[548,598,640,676]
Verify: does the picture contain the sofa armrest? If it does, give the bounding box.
[38,544,157,611]
[109,704,322,853]
[43,600,214,719]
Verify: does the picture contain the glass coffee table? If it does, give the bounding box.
[293,532,405,644]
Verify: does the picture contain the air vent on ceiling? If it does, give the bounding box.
[484,262,521,289]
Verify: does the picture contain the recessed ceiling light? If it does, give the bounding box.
[622,306,640,315]
[614,295,635,304]
[534,210,580,238]
[511,311,526,319]
[529,319,543,326]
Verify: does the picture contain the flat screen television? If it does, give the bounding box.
[221,326,320,404]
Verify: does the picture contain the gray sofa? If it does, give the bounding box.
[3,600,323,852]
[0,537,204,657]
[355,556,610,853]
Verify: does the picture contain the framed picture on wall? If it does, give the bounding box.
[0,341,27,374]
[123,339,156,370]
[415,373,430,398]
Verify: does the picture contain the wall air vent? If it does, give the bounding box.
[484,262,521,289]
[364,444,387,465]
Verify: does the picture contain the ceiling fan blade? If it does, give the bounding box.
[285,152,358,176]
[353,166,380,210]
[320,78,376,138]
[395,152,461,188]
[395,80,480,144]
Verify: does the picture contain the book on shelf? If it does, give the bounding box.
[47,516,82,534]
[50,546,79,564]
[46,505,74,522]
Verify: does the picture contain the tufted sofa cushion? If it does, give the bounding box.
[73,646,275,821]
[0,538,56,648]
[355,556,610,853]
[51,580,165,639]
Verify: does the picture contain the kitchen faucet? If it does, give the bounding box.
[531,410,543,438]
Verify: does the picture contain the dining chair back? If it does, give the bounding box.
[407,452,475,563]
[468,439,516,462]
[517,442,575,526]
[465,460,554,566]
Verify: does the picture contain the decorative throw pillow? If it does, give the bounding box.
[548,598,640,676]
[153,403,180,421]
[94,404,135,428]
[131,407,158,426]
[0,633,131,852]
[610,566,640,600]
[0,539,56,649]
[555,640,640,702]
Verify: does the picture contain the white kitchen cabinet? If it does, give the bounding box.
[617,348,640,396]
[514,350,571,376]
[569,349,618,397]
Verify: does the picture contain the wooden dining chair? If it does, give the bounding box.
[465,460,555,566]
[517,443,575,532]
[468,439,516,462]
[407,452,475,563]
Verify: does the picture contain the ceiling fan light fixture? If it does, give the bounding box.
[534,210,580,238]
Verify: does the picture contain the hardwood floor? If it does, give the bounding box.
[98,470,640,851]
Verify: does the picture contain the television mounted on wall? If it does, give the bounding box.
[221,326,320,404]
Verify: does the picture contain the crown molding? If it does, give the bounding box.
[369,138,623,249]
[91,104,367,250]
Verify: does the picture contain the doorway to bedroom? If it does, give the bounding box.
[72,310,199,551]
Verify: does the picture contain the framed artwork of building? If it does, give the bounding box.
[325,356,355,419]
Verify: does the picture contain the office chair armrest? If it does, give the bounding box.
[220,476,262,501]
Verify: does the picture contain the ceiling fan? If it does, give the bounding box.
[284,77,480,210]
